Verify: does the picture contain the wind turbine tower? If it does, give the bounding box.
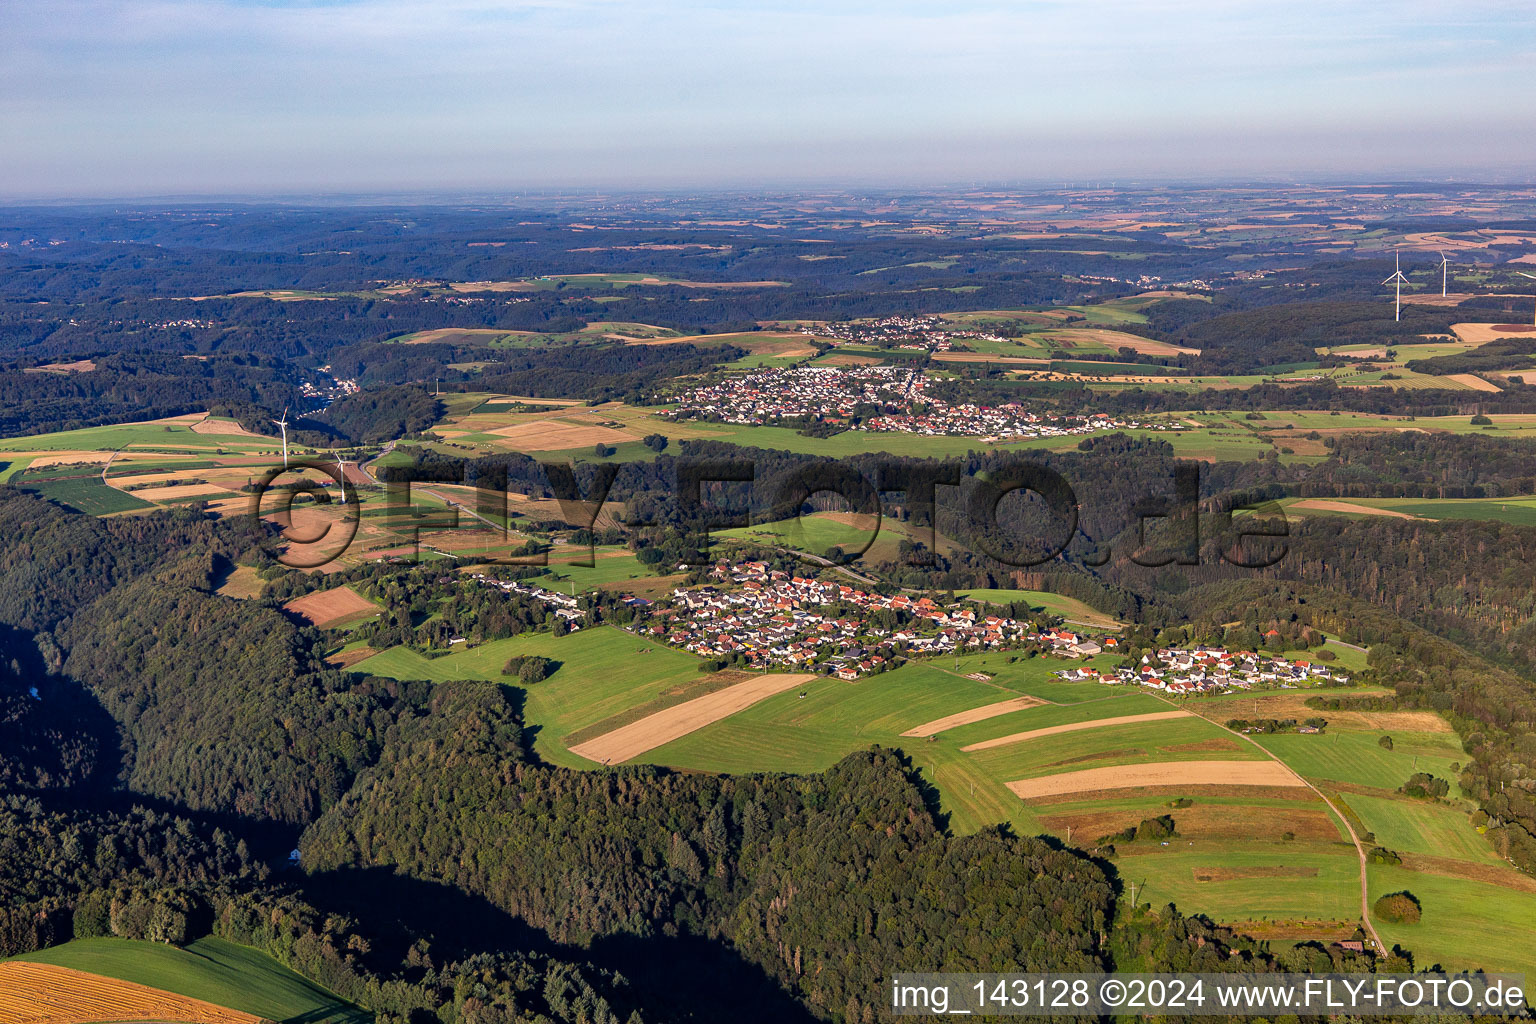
[274,407,290,470]
[1519,271,1536,327]
[1438,251,1450,298]
[1383,253,1409,323]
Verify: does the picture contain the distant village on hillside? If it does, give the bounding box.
[475,560,1348,691]
[664,364,1166,442]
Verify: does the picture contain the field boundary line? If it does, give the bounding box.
[1175,695,1387,953]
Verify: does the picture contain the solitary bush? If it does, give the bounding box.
[501,654,553,683]
[1400,772,1450,799]
[1471,414,1493,425]
[1374,891,1422,923]
[1378,735,1394,750]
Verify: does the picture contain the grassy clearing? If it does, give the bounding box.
[1127,845,1360,926]
[13,936,368,1024]
[353,625,706,768]
[1255,730,1463,791]
[528,547,663,592]
[1344,792,1489,863]
[967,715,1259,783]
[716,513,878,557]
[1366,865,1536,977]
[16,467,157,515]
[0,419,272,453]
[956,588,1123,628]
[1286,495,1536,527]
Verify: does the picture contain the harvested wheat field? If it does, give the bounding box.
[932,352,1049,365]
[1007,760,1304,800]
[189,413,270,438]
[283,585,381,628]
[487,420,632,450]
[1451,322,1536,345]
[1288,499,1422,519]
[1040,802,1342,844]
[22,360,97,374]
[326,645,379,669]
[1042,328,1200,356]
[214,565,265,600]
[0,962,259,1024]
[901,696,1046,737]
[1194,692,1450,733]
[569,673,817,765]
[137,483,232,501]
[19,455,109,471]
[1442,373,1501,392]
[961,710,1191,752]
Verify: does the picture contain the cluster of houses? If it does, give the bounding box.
[1056,644,1349,694]
[632,561,1036,678]
[666,365,918,424]
[862,400,1158,442]
[304,364,361,404]
[666,364,1160,442]
[818,313,989,351]
[467,572,586,626]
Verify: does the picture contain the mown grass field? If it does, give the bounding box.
[715,513,880,557]
[1344,792,1492,863]
[354,625,706,768]
[16,467,157,515]
[13,936,368,1024]
[956,588,1124,628]
[528,547,665,592]
[964,714,1261,783]
[1366,865,1536,977]
[1254,730,1463,791]
[1117,844,1361,929]
[0,417,274,453]
[1284,495,1536,527]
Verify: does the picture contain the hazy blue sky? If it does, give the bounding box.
[3,0,1534,196]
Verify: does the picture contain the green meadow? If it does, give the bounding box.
[1254,730,1464,791]
[13,936,368,1024]
[530,547,664,591]
[957,588,1124,627]
[1119,844,1360,926]
[1286,495,1536,527]
[354,625,706,768]
[1344,792,1490,863]
[0,418,273,453]
[14,466,157,515]
[1365,865,1536,977]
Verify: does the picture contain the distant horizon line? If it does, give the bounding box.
[3,176,1535,207]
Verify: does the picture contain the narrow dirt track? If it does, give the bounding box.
[1180,698,1387,953]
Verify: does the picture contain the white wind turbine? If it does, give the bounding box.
[273,407,290,469]
[334,452,346,493]
[1519,270,1536,327]
[1383,253,1409,322]
[1438,251,1451,298]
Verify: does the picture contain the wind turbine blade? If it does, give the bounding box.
[1518,272,1536,280]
